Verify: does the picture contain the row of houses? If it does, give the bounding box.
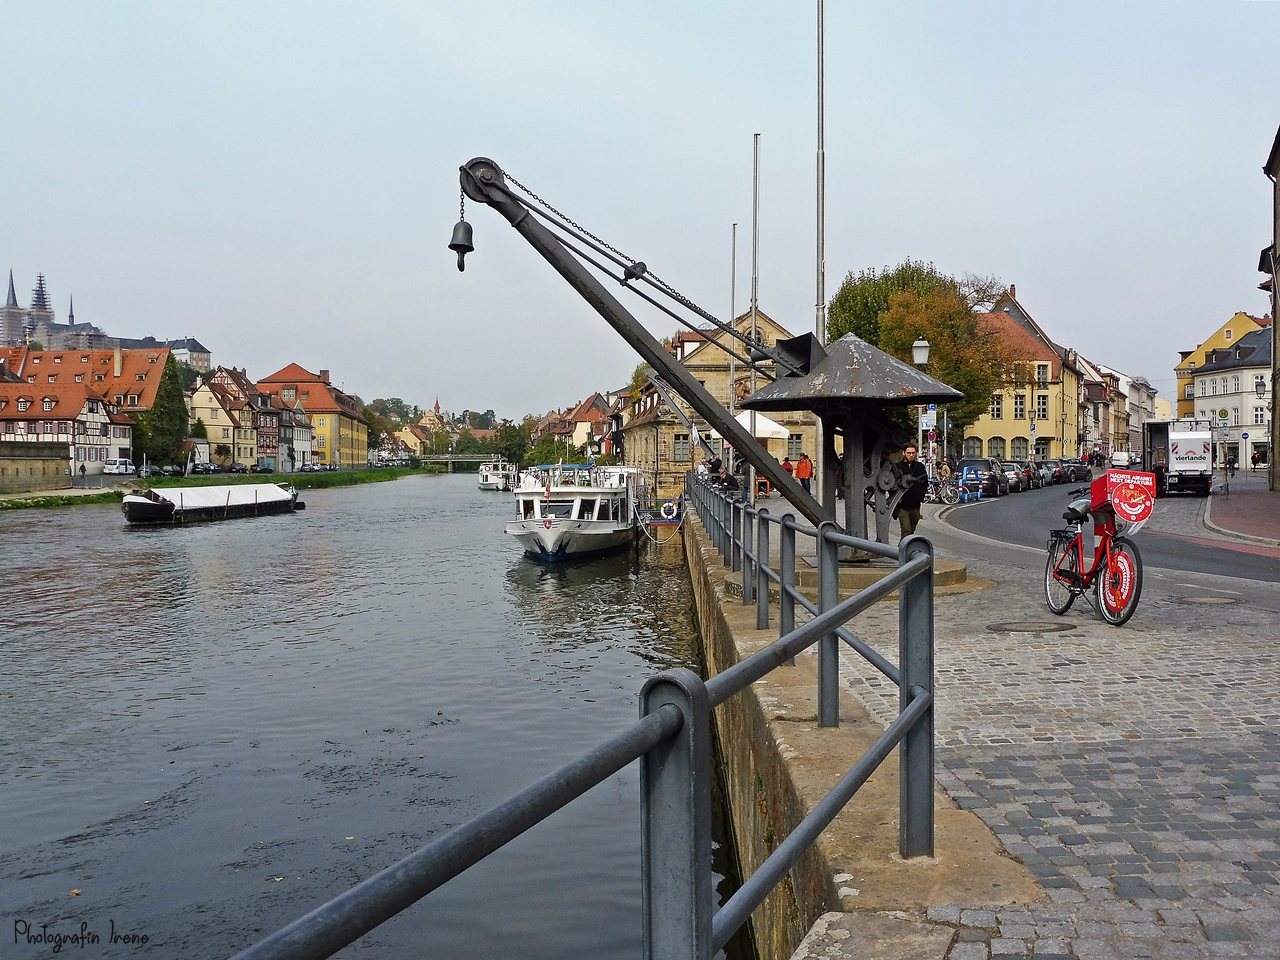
[189,363,368,471]
[0,344,168,480]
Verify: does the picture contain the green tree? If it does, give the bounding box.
[190,418,208,440]
[455,428,486,455]
[494,419,530,465]
[524,432,571,468]
[877,288,1025,434]
[176,362,201,392]
[826,259,956,347]
[362,405,396,453]
[214,443,232,465]
[138,355,188,463]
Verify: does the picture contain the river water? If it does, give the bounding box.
[0,473,746,958]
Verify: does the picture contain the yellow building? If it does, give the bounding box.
[961,297,1082,461]
[621,311,819,497]
[189,379,257,468]
[1175,312,1268,418]
[256,364,368,469]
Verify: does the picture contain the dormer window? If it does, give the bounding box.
[17,399,30,411]
[95,374,104,382]
[88,400,98,413]
[1225,329,1233,341]
[127,394,139,406]
[114,395,123,404]
[32,357,40,364]
[75,374,83,383]
[80,356,89,363]
[27,375,35,383]
[43,399,54,411]
[47,375,56,383]
[136,373,146,381]
[53,356,61,363]
[148,356,158,364]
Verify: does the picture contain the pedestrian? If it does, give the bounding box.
[795,452,813,493]
[78,463,86,479]
[1153,458,1166,498]
[781,456,794,480]
[894,443,929,538]
[1228,454,1237,478]
[938,458,952,481]
[1252,451,1259,472]
[696,459,708,479]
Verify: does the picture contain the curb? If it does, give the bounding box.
[930,502,1045,557]
[1202,493,1280,548]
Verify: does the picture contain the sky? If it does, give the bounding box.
[3,2,1277,420]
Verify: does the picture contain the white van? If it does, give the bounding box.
[1109,452,1131,468]
[102,458,135,475]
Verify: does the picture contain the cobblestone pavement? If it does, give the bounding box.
[827,510,1280,958]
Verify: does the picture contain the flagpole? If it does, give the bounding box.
[749,133,760,506]
[813,0,826,507]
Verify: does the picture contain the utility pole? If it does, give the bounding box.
[749,133,760,506]
[729,222,737,427]
[814,0,826,506]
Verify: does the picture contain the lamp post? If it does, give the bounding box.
[1257,377,1272,484]
[912,340,931,461]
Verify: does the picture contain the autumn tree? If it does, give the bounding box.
[877,288,1024,434]
[827,259,955,347]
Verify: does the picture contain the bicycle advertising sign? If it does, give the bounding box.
[1091,469,1156,532]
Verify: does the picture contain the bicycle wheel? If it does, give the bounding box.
[1044,536,1078,615]
[1096,536,1143,626]
[941,482,959,505]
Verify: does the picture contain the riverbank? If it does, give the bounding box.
[0,465,444,509]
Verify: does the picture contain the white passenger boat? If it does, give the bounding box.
[122,483,302,525]
[506,463,644,561]
[478,458,519,491]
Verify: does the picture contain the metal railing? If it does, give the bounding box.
[230,474,934,960]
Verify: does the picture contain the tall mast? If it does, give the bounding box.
[729,223,737,420]
[749,133,760,504]
[814,0,827,506]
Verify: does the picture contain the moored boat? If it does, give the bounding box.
[506,463,644,561]
[478,457,519,491]
[122,483,301,525]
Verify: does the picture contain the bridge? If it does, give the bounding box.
[418,453,494,472]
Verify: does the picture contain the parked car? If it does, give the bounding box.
[956,457,1010,497]
[190,462,215,475]
[249,464,272,473]
[228,462,249,474]
[1060,458,1091,482]
[1041,459,1064,484]
[162,464,185,476]
[1032,461,1053,486]
[1000,462,1026,493]
[1015,459,1042,489]
[136,464,165,478]
[102,458,135,475]
[1109,451,1132,468]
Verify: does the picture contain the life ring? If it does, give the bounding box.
[660,500,678,520]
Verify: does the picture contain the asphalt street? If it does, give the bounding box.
[944,482,1280,584]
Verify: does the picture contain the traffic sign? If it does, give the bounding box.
[1242,432,1250,439]
[1218,408,1229,420]
[1030,423,1036,434]
[927,403,937,411]
[928,430,936,442]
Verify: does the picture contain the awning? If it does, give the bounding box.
[709,411,791,441]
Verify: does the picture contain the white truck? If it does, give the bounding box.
[1142,419,1213,495]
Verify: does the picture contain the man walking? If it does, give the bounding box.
[895,443,929,538]
[795,452,813,493]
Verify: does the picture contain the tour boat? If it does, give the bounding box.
[506,463,644,561]
[478,457,519,492]
[122,483,303,525]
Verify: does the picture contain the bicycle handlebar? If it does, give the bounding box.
[1067,486,1090,498]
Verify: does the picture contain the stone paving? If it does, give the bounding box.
[822,508,1280,958]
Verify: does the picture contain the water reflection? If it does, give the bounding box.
[0,474,744,959]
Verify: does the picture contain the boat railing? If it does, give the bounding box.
[229,472,934,960]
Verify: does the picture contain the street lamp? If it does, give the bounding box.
[912,339,931,366]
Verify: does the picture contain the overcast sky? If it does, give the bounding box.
[3,2,1277,419]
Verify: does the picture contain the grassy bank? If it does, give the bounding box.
[0,491,125,510]
[145,465,445,490]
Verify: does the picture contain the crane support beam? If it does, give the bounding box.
[460,157,832,527]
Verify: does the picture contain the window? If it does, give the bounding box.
[788,433,803,458]
[1014,395,1026,420]
[32,357,40,364]
[80,356,88,363]
[95,374,104,382]
[1255,407,1267,425]
[114,395,123,404]
[1200,410,1207,420]
[1211,380,1218,396]
[127,395,138,406]
[47,375,56,383]
[283,387,296,402]
[1036,364,1049,386]
[53,356,61,363]
[1011,437,1029,459]
[42,399,53,411]
[1036,394,1049,420]
[990,395,1003,420]
[301,391,309,402]
[1198,380,1205,397]
[1233,376,1240,393]
[317,416,326,427]
[17,400,29,411]
[1185,384,1194,399]
[1225,329,1233,341]
[222,428,230,439]
[988,437,1006,459]
[577,499,597,520]
[1232,408,1239,426]
[101,423,109,436]
[136,373,146,381]
[75,374,82,382]
[673,432,690,462]
[318,435,326,448]
[149,356,157,364]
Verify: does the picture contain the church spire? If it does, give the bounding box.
[68,295,75,323]
[30,273,51,313]
[5,270,16,308]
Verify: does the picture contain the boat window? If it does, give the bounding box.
[578,499,596,520]
[522,499,535,519]
[546,502,574,518]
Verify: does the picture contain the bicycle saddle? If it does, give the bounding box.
[1062,497,1091,522]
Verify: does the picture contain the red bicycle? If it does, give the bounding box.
[1044,472,1154,626]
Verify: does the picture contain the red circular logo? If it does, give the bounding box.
[1111,481,1153,523]
[1102,549,1136,611]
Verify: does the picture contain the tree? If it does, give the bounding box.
[628,363,651,402]
[190,418,208,440]
[525,432,570,468]
[214,443,232,465]
[827,259,956,347]
[877,288,1025,434]
[362,406,396,453]
[138,355,188,463]
[494,419,530,464]
[176,361,201,392]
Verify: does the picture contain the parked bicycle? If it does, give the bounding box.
[1044,475,1153,626]
[924,477,961,505]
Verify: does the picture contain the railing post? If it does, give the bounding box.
[741,507,755,605]
[817,521,840,727]
[779,515,795,661]
[756,508,770,629]
[730,500,741,571]
[898,535,935,859]
[641,669,713,960]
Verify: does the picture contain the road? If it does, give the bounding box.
[944,480,1280,583]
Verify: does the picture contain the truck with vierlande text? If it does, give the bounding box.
[1142,419,1213,495]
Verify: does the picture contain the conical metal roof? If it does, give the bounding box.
[6,270,17,308]
[741,333,963,412]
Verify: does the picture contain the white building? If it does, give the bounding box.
[1191,328,1272,467]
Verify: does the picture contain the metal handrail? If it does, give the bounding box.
[231,474,934,960]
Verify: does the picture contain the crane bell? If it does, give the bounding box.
[449,220,474,272]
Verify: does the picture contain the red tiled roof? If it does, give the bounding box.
[8,347,171,412]
[255,363,366,423]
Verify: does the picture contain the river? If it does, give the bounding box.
[0,473,747,958]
